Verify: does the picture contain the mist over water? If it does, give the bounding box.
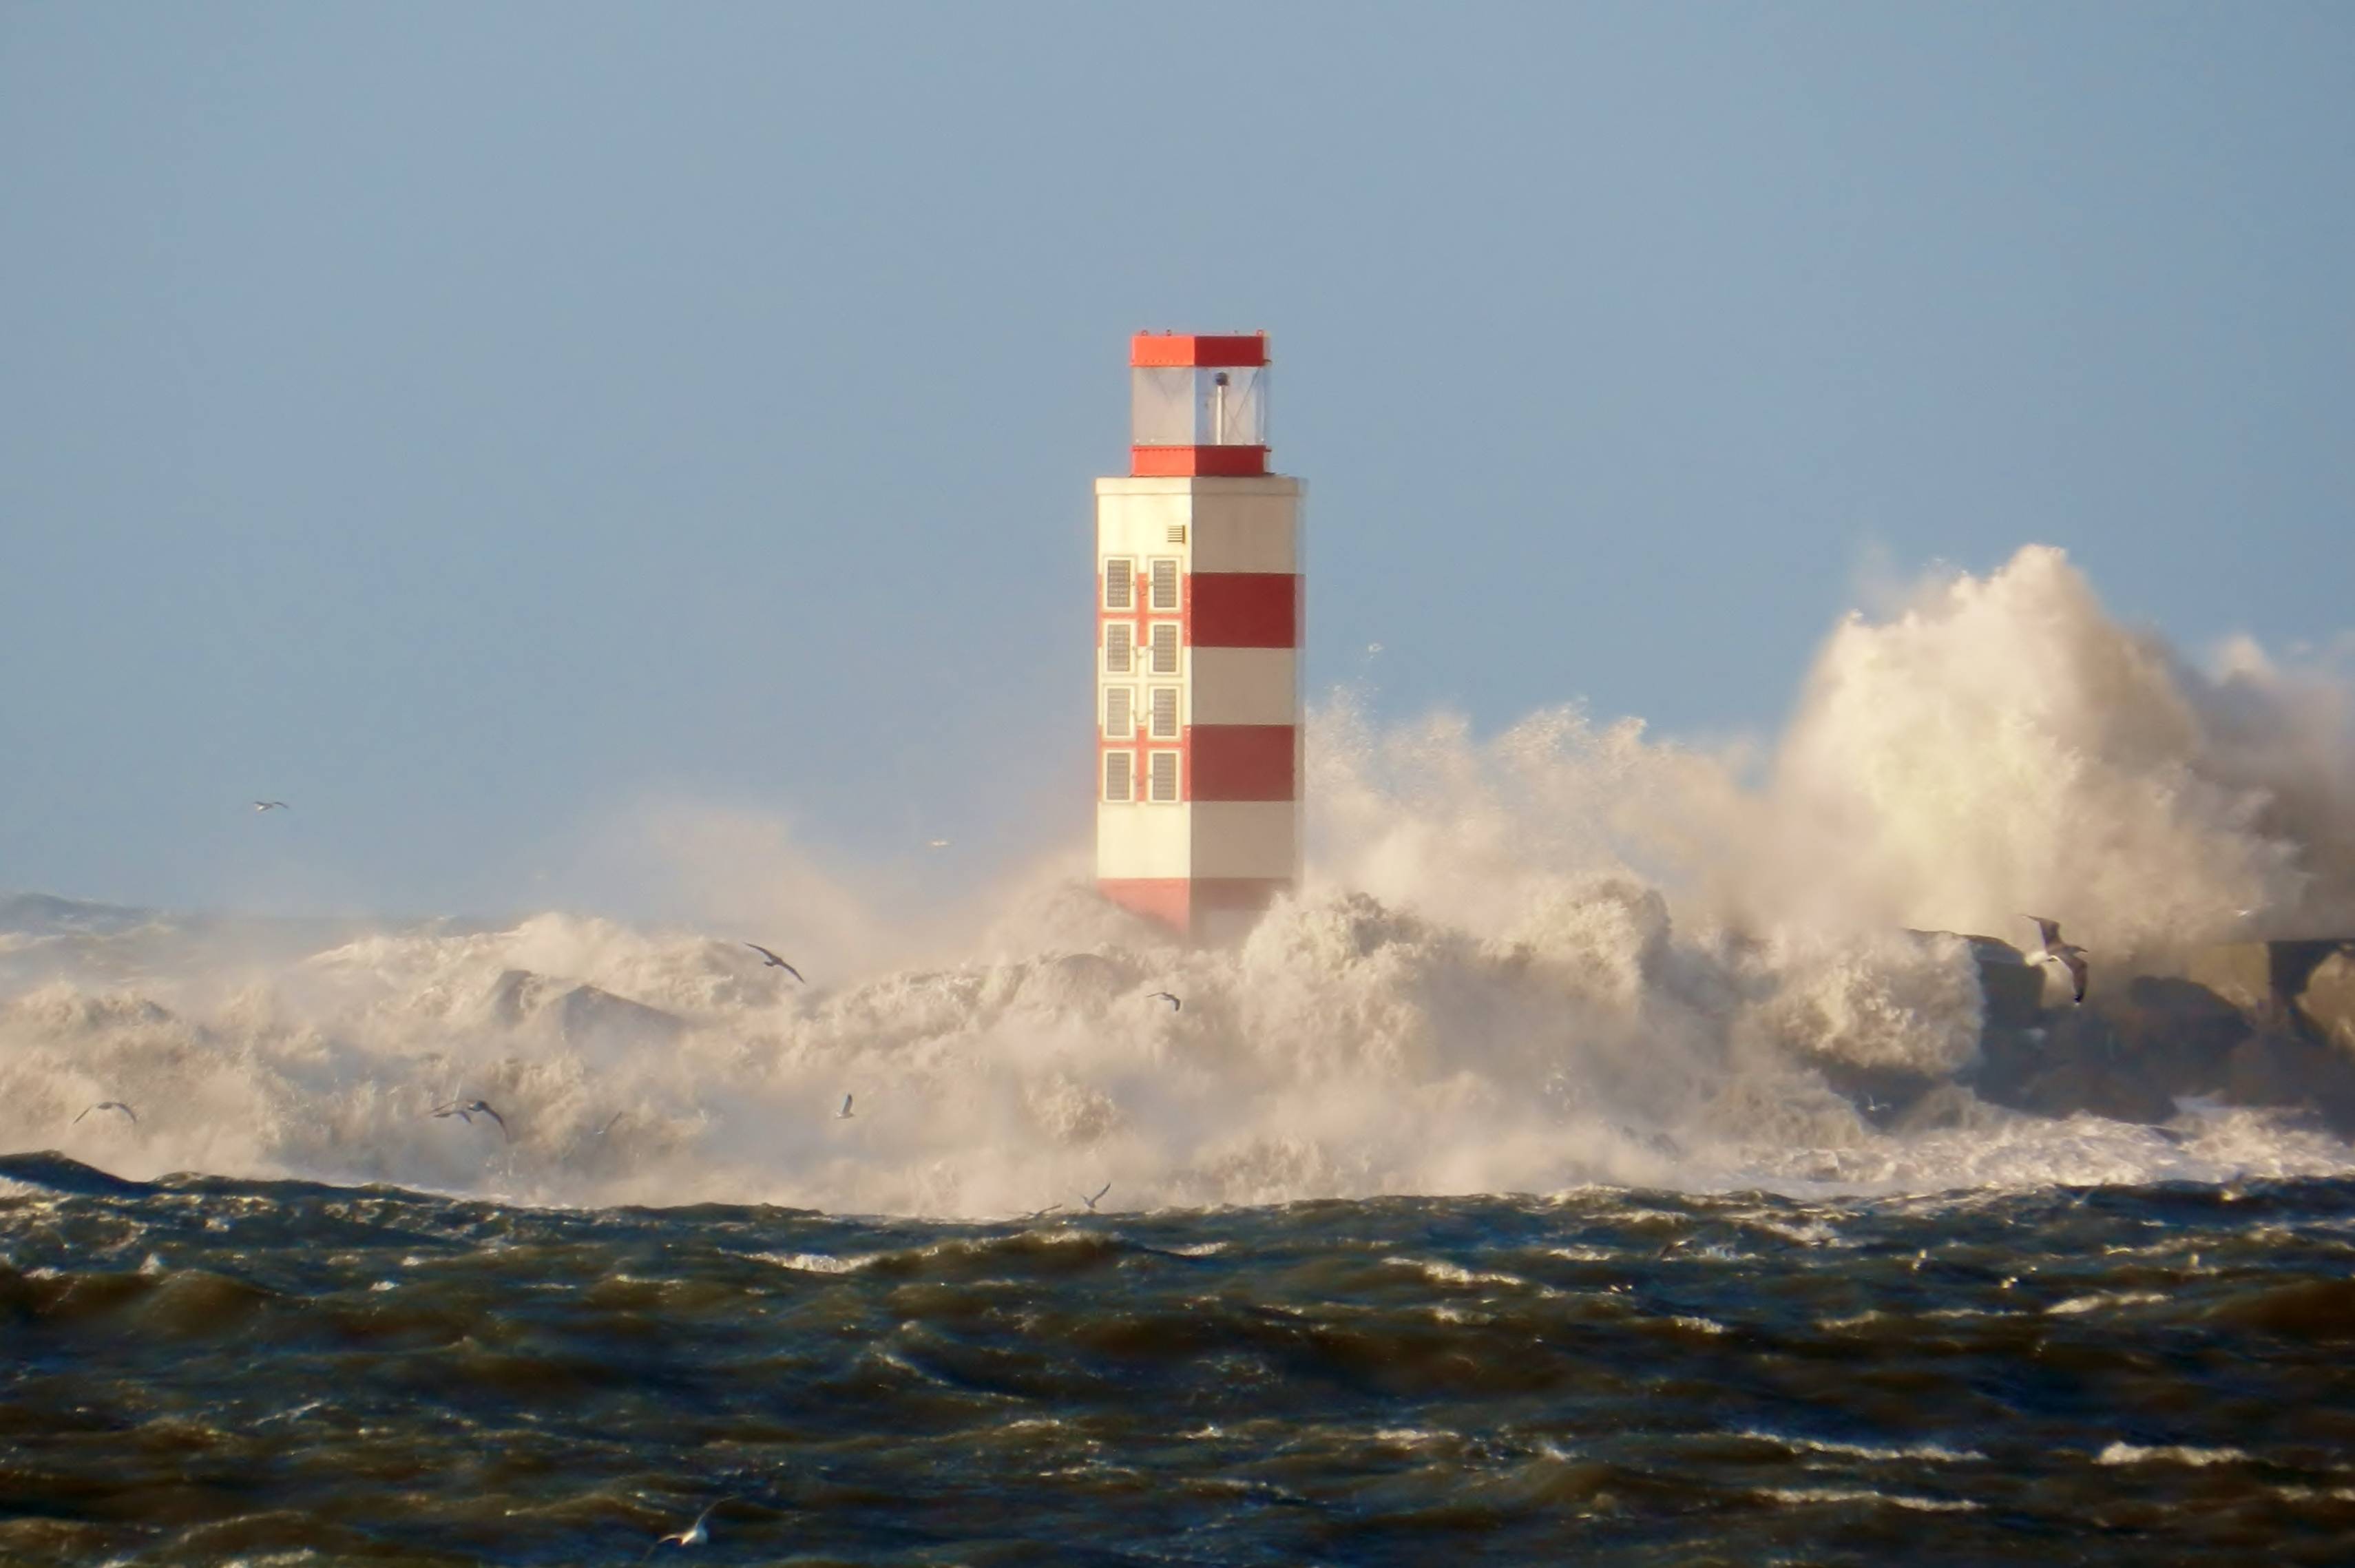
[7,546,2355,1214]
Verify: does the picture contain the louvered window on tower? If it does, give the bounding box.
[1104,750,1133,802]
[1148,750,1179,802]
[1149,622,1179,674]
[1150,558,1180,611]
[1105,685,1134,739]
[1103,558,1133,610]
[1105,623,1133,674]
[1149,686,1179,739]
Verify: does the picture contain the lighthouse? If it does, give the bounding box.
[1095,332,1302,943]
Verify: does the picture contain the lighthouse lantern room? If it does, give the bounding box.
[1129,333,1270,475]
[1096,331,1303,942]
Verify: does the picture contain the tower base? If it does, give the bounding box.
[1100,877,1289,946]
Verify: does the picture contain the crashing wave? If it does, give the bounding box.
[3,546,2353,1212]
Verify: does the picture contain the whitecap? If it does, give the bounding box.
[2047,1290,2171,1315]
[752,1250,873,1275]
[1760,1487,1980,1511]
[1740,1429,1985,1463]
[1384,1256,1545,1291]
[2097,1442,2250,1467]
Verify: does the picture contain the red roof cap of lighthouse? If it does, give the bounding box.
[1131,332,1268,368]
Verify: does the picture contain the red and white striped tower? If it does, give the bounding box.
[1096,332,1302,943]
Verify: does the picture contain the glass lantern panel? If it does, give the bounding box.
[1131,366,1270,446]
[1131,368,1195,446]
[1197,365,1266,447]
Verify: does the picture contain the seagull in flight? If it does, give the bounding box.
[643,1496,735,1557]
[2022,915,2091,1005]
[1078,1182,1110,1212]
[432,1099,510,1141]
[1148,992,1181,1011]
[835,1094,855,1120]
[252,800,289,813]
[74,1100,136,1125]
[744,943,805,983]
[1022,1203,1063,1222]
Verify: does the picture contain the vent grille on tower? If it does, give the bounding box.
[1149,751,1179,802]
[1105,685,1133,739]
[1103,558,1133,610]
[1104,751,1132,802]
[1150,686,1178,739]
[1105,623,1133,674]
[1151,558,1180,610]
[1149,623,1179,674]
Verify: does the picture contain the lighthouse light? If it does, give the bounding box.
[1129,367,1268,449]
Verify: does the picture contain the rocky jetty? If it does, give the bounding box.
[485,968,687,1051]
[1962,938,2355,1134]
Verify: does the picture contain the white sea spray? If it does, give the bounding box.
[6,546,2355,1213]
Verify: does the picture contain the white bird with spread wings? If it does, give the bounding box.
[643,1496,735,1556]
[2022,915,2090,1005]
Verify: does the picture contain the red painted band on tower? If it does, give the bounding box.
[1186,724,1297,800]
[1129,333,1268,368]
[1187,573,1298,647]
[1130,445,1269,478]
[1099,876,1292,936]
[1098,877,1193,931]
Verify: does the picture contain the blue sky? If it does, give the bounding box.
[3,3,2349,917]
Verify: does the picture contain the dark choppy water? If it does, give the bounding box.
[5,1154,2355,1565]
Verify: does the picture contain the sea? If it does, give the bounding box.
[6,1157,2354,1565]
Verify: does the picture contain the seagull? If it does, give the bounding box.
[2022,915,2091,1005]
[74,1100,136,1125]
[926,839,951,849]
[1079,1181,1110,1212]
[744,943,805,983]
[643,1497,735,1558]
[252,800,289,812]
[432,1099,510,1141]
[835,1094,855,1120]
[598,1111,625,1136]
[1022,1203,1063,1222]
[1148,992,1181,1011]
